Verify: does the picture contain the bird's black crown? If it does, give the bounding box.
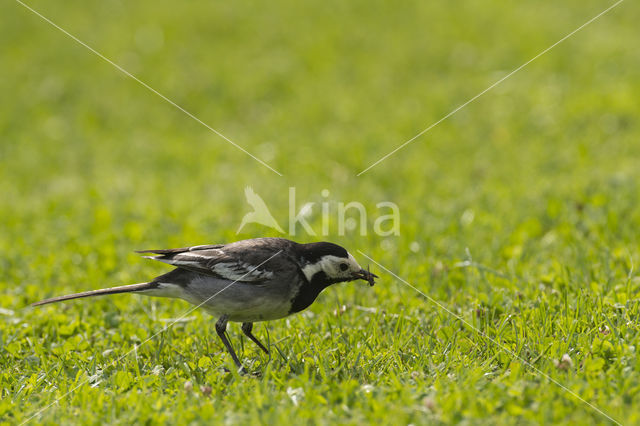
[298,242,349,264]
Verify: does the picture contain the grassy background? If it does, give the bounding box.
[2,0,639,423]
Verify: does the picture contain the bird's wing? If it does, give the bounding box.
[137,244,277,283]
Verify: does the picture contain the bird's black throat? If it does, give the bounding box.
[289,271,342,314]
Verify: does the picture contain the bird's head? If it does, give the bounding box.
[298,242,377,287]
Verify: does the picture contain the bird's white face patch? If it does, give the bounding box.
[301,252,362,282]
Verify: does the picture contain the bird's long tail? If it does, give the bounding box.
[31,282,157,307]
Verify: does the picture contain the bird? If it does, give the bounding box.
[236,187,285,234]
[32,237,377,370]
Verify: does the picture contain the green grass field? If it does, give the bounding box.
[2,0,639,424]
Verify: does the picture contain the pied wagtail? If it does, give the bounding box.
[32,237,377,369]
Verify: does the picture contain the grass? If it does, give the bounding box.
[1,0,640,424]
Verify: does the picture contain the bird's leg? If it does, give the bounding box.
[215,315,243,369]
[241,322,270,355]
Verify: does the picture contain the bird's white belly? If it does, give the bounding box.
[199,295,292,322]
[151,279,294,323]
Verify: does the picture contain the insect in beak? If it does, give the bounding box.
[353,265,378,286]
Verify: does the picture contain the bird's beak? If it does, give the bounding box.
[352,267,378,286]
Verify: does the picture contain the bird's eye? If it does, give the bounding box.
[339,263,349,271]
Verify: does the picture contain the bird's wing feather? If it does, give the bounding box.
[137,243,277,283]
[136,244,224,255]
